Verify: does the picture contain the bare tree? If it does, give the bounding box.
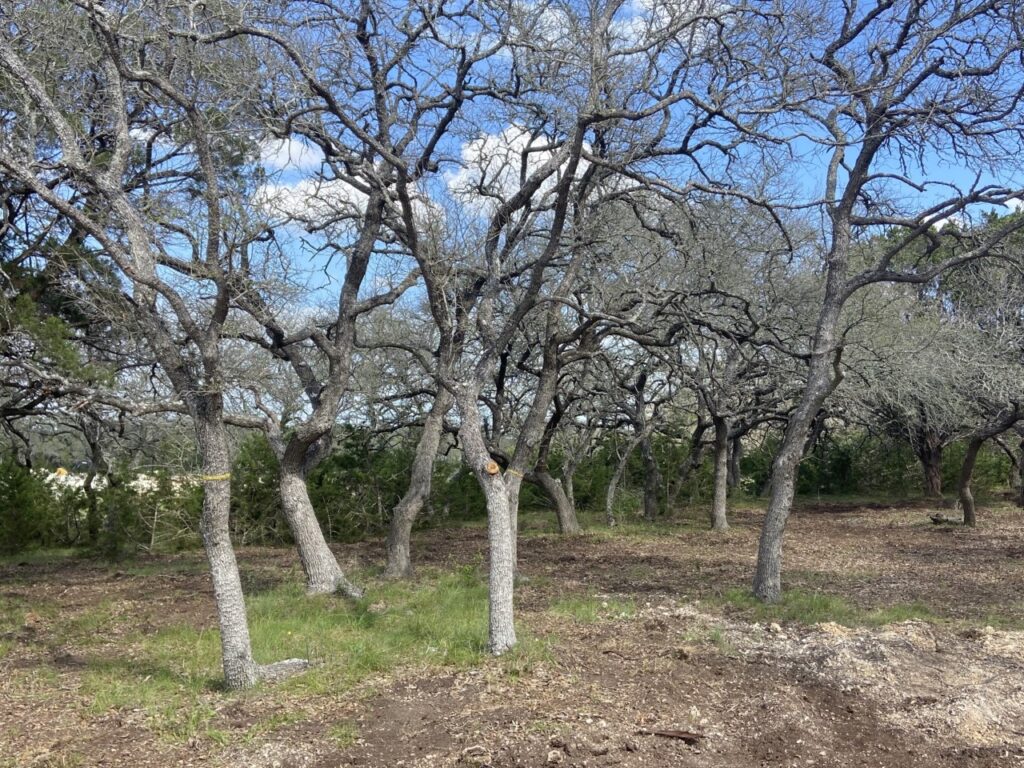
[748,0,1024,601]
[0,1,305,688]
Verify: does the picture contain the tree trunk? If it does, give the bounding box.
[710,415,729,532]
[534,470,581,534]
[193,398,262,690]
[606,438,639,526]
[562,471,576,512]
[385,388,453,579]
[728,435,743,490]
[753,270,845,603]
[456,387,516,655]
[667,416,709,509]
[640,435,661,521]
[916,430,944,497]
[278,465,363,597]
[958,437,983,528]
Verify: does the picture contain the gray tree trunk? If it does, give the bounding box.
[385,388,454,579]
[753,266,846,603]
[605,437,640,526]
[666,417,709,509]
[194,398,262,690]
[727,435,743,490]
[456,387,516,654]
[278,465,363,597]
[1017,438,1024,509]
[534,469,581,534]
[958,437,983,528]
[710,415,730,532]
[640,435,661,521]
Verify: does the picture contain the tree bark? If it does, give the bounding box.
[753,268,845,603]
[533,469,581,534]
[278,464,363,597]
[916,429,944,497]
[194,396,262,690]
[728,435,743,490]
[958,437,983,528]
[667,416,708,508]
[456,387,516,655]
[605,437,640,526]
[958,411,1020,526]
[640,434,661,521]
[385,387,454,579]
[710,415,729,532]
[1017,438,1024,510]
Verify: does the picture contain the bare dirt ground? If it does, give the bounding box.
[3,499,1024,767]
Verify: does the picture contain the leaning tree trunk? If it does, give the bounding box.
[753,276,845,603]
[958,437,984,528]
[278,458,363,598]
[640,435,661,521]
[533,470,581,534]
[916,430,945,497]
[710,415,730,532]
[385,387,454,579]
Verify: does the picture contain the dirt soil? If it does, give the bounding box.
[3,500,1024,767]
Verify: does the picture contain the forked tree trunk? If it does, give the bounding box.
[385,388,454,579]
[958,437,984,528]
[278,463,363,597]
[534,469,581,534]
[710,415,730,532]
[667,417,709,509]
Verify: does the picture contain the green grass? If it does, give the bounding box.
[75,563,548,743]
[714,587,938,627]
[549,593,635,623]
[327,721,359,748]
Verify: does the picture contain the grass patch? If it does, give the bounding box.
[549,593,635,623]
[76,563,548,743]
[327,721,359,748]
[715,587,938,627]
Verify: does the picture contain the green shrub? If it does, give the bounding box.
[0,457,58,553]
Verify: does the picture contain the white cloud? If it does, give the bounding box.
[445,125,590,214]
[255,175,443,232]
[255,177,367,228]
[260,138,323,173]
